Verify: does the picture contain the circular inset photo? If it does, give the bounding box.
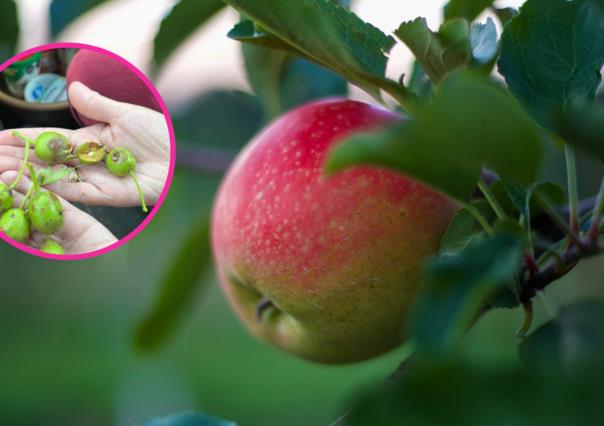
[0,43,175,259]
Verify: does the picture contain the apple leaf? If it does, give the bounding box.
[133,218,212,352]
[140,411,237,426]
[0,0,18,62]
[519,300,604,375]
[470,18,498,65]
[409,232,524,355]
[346,359,604,426]
[444,0,494,22]
[406,61,432,99]
[326,72,542,201]
[49,0,107,36]
[223,0,416,109]
[558,100,604,163]
[154,0,225,72]
[498,0,604,130]
[241,41,347,120]
[395,18,471,84]
[440,200,495,256]
[503,182,565,219]
[227,20,302,54]
[36,166,74,186]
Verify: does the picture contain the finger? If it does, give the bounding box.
[4,165,113,206]
[68,81,132,125]
[0,146,44,168]
[0,127,76,147]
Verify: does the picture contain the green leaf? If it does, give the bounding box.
[444,0,494,22]
[154,0,225,72]
[37,166,74,186]
[228,20,301,54]
[0,0,18,62]
[501,181,565,219]
[133,218,211,352]
[223,0,416,109]
[326,72,542,201]
[140,411,237,426]
[440,200,494,256]
[50,0,107,36]
[409,232,525,355]
[346,359,604,426]
[406,61,432,100]
[242,43,347,119]
[498,0,604,130]
[558,100,604,162]
[470,17,498,65]
[519,300,604,375]
[395,18,471,84]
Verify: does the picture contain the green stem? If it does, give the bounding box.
[516,299,534,337]
[465,203,493,236]
[564,144,580,236]
[9,131,33,191]
[589,176,604,241]
[129,170,149,213]
[27,163,40,193]
[478,178,507,220]
[534,193,582,248]
[19,185,34,210]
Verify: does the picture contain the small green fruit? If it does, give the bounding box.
[40,239,65,255]
[35,131,73,164]
[0,208,30,243]
[28,191,63,234]
[0,183,13,214]
[77,141,106,165]
[106,147,136,177]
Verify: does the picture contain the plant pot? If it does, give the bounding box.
[0,78,78,129]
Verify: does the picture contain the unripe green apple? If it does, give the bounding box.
[212,99,458,364]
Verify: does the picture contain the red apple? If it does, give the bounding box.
[66,49,161,127]
[212,99,458,363]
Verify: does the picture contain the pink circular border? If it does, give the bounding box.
[0,42,176,261]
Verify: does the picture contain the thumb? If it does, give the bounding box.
[68,81,131,125]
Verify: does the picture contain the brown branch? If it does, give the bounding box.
[519,238,601,301]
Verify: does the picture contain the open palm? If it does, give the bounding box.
[0,82,170,208]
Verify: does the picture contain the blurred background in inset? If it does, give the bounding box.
[0,1,602,425]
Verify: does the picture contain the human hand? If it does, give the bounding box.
[0,81,170,208]
[1,170,117,254]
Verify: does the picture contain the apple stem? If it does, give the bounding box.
[477,177,507,220]
[533,193,583,249]
[9,131,33,191]
[564,144,580,239]
[19,184,34,210]
[516,299,533,337]
[464,203,493,236]
[129,170,149,213]
[27,163,41,193]
[256,297,274,321]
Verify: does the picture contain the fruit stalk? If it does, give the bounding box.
[564,144,580,237]
[9,131,33,191]
[588,176,604,241]
[129,170,148,213]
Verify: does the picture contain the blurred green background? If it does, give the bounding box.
[1,1,604,425]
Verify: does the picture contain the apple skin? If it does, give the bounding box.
[66,49,161,127]
[212,99,458,364]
